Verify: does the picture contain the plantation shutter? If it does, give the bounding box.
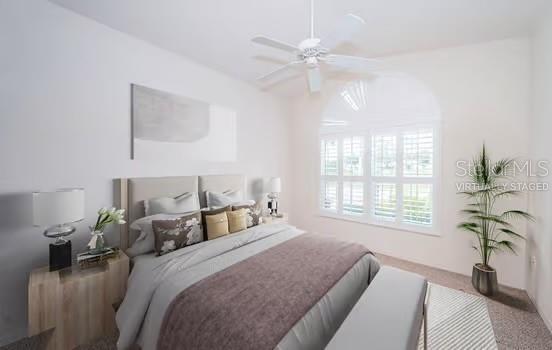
[343,182,364,215]
[319,124,437,233]
[321,139,338,176]
[403,129,433,177]
[403,184,432,225]
[343,136,364,176]
[371,135,396,177]
[373,183,396,219]
[320,181,338,211]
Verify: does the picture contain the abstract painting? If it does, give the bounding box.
[131,84,237,161]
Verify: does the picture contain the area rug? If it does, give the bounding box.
[419,283,498,349]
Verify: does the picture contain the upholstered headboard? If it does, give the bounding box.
[198,174,246,208]
[115,174,245,251]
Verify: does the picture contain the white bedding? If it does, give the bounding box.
[116,223,379,350]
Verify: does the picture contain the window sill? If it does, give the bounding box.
[317,211,441,237]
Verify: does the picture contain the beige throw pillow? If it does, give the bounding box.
[232,203,261,228]
[205,212,229,240]
[227,209,247,233]
[201,205,231,240]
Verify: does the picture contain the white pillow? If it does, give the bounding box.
[145,192,200,216]
[206,190,243,208]
[126,229,155,258]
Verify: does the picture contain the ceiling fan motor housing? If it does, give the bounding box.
[298,37,321,51]
[298,38,326,67]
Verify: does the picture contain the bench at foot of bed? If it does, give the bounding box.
[327,266,428,350]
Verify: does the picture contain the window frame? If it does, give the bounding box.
[319,122,441,236]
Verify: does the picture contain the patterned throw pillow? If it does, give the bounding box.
[232,204,261,228]
[152,211,203,256]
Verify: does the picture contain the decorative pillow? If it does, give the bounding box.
[201,206,231,240]
[205,212,229,240]
[206,190,243,208]
[126,230,155,258]
[151,211,203,256]
[130,213,194,242]
[232,203,262,228]
[227,209,247,233]
[145,192,200,216]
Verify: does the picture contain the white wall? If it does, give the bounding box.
[526,9,552,331]
[0,1,291,345]
[289,38,531,290]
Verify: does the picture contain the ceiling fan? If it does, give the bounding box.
[252,0,381,93]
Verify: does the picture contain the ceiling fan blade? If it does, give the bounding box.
[307,67,322,93]
[322,54,381,71]
[253,55,290,66]
[252,36,298,53]
[320,14,365,50]
[256,61,303,82]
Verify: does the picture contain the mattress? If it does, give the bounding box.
[116,223,380,350]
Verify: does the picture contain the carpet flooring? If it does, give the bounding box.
[3,254,551,350]
[378,253,552,350]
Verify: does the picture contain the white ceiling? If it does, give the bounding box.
[50,0,549,97]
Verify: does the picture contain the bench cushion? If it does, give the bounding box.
[326,266,427,350]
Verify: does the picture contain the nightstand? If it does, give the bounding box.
[28,252,129,350]
[262,213,288,225]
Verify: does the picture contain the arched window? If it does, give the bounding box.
[319,74,441,234]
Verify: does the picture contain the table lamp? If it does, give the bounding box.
[267,177,281,216]
[33,189,85,271]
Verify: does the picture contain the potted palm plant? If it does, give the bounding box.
[457,145,533,296]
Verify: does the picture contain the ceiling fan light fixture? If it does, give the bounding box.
[251,0,382,94]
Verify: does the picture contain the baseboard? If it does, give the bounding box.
[0,326,26,348]
[527,293,552,334]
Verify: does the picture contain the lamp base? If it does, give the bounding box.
[49,240,72,271]
[267,198,279,216]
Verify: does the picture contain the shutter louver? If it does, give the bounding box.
[343,182,364,215]
[403,184,432,225]
[343,137,364,176]
[373,183,396,220]
[320,181,338,211]
[372,135,396,177]
[321,139,338,176]
[403,129,433,177]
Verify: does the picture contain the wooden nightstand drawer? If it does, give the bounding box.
[28,252,129,350]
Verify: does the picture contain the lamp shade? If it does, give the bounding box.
[32,189,85,226]
[268,177,281,193]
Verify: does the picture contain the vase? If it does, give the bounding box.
[88,228,107,254]
[472,263,498,296]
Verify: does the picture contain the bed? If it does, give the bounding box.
[113,175,428,350]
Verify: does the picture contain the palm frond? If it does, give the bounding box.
[460,209,483,215]
[470,214,511,227]
[493,158,514,178]
[458,190,477,197]
[497,228,525,240]
[500,210,535,222]
[493,190,520,200]
[492,240,518,255]
[457,222,481,235]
